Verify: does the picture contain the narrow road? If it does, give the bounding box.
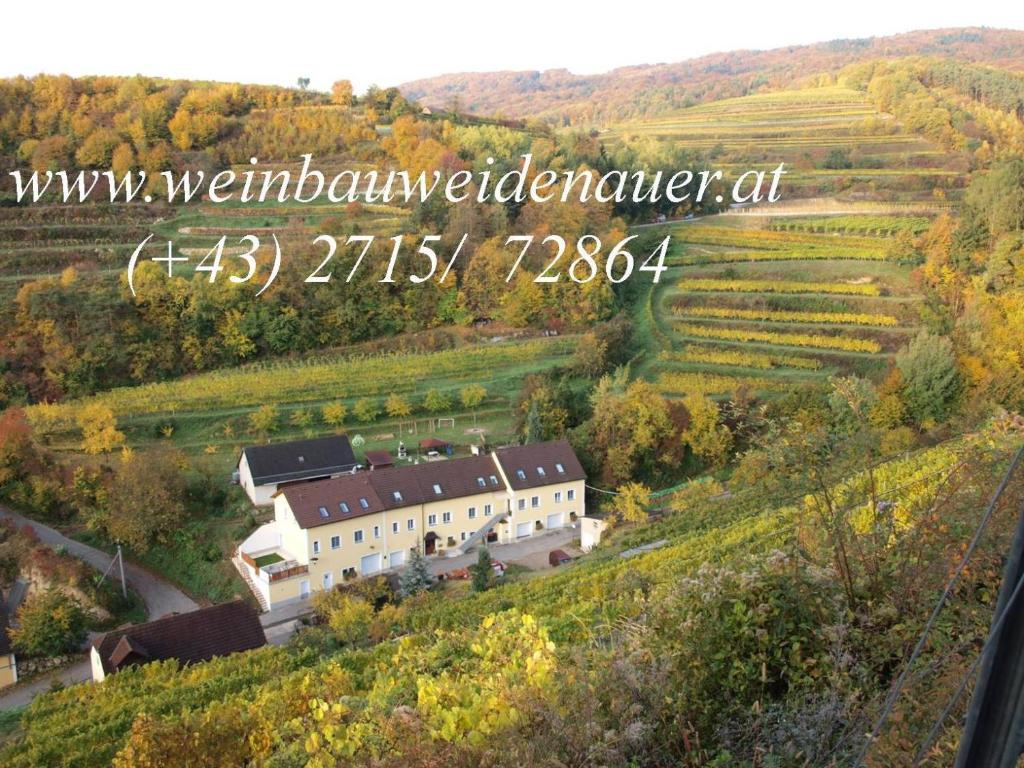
[0,504,198,619]
[0,504,200,710]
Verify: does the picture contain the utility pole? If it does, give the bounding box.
[116,542,127,599]
[954,496,1024,768]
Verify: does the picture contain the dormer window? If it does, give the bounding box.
[433,483,443,495]
[555,463,565,474]
[298,455,305,463]
[318,506,329,518]
[393,491,403,503]
[516,470,526,481]
[339,502,350,514]
[359,497,369,509]
[477,477,486,488]
[490,475,499,485]
[536,466,546,477]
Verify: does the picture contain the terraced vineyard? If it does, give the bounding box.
[609,85,969,198]
[636,215,926,396]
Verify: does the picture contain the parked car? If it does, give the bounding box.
[549,549,572,567]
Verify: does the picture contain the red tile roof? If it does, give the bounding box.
[494,440,586,490]
[92,600,266,677]
[280,441,585,529]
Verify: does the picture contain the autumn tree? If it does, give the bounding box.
[322,402,348,429]
[103,450,187,552]
[331,80,354,107]
[583,376,679,486]
[385,393,413,421]
[681,393,733,468]
[248,404,279,437]
[11,588,88,657]
[423,389,450,413]
[616,482,652,525]
[459,384,487,424]
[77,403,125,454]
[353,398,381,423]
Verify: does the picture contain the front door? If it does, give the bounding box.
[424,533,438,555]
[299,579,310,599]
[323,572,333,590]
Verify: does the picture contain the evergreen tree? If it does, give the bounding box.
[471,547,494,593]
[524,400,542,444]
[398,548,432,597]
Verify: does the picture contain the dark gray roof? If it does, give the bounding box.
[92,600,266,677]
[242,435,357,486]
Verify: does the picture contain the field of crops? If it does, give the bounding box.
[27,335,576,459]
[635,214,925,395]
[608,85,969,197]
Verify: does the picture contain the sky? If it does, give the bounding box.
[2,1,1021,93]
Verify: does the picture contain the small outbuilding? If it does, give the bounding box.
[90,600,266,682]
[364,450,394,470]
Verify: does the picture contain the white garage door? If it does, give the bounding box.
[546,513,564,530]
[516,521,532,539]
[360,552,382,575]
[389,549,406,568]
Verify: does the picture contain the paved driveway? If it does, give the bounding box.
[428,526,579,574]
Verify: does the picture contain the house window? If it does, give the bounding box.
[477,477,486,488]
[393,491,403,503]
[516,470,526,481]
[484,504,492,516]
[442,511,452,523]
[373,525,381,539]
[489,475,499,485]
[468,507,477,519]
[433,483,443,495]
[555,491,562,503]
[518,498,526,511]
[407,518,415,531]
[555,462,565,474]
[359,498,369,509]
[392,521,399,534]
[313,540,321,555]
[339,502,350,514]
[428,514,437,527]
[461,532,467,541]
[537,466,546,477]
[318,506,329,519]
[567,489,576,501]
[330,535,340,550]
[531,496,539,508]
[354,530,364,544]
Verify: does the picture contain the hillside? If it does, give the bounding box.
[400,27,1024,123]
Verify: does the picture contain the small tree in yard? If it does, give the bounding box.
[11,589,88,657]
[399,548,433,597]
[460,384,487,424]
[471,547,494,593]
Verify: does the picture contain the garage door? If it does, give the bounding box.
[546,513,564,530]
[389,549,406,568]
[516,521,532,539]
[360,552,382,575]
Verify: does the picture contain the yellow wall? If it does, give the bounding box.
[257,473,585,607]
[0,653,17,688]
